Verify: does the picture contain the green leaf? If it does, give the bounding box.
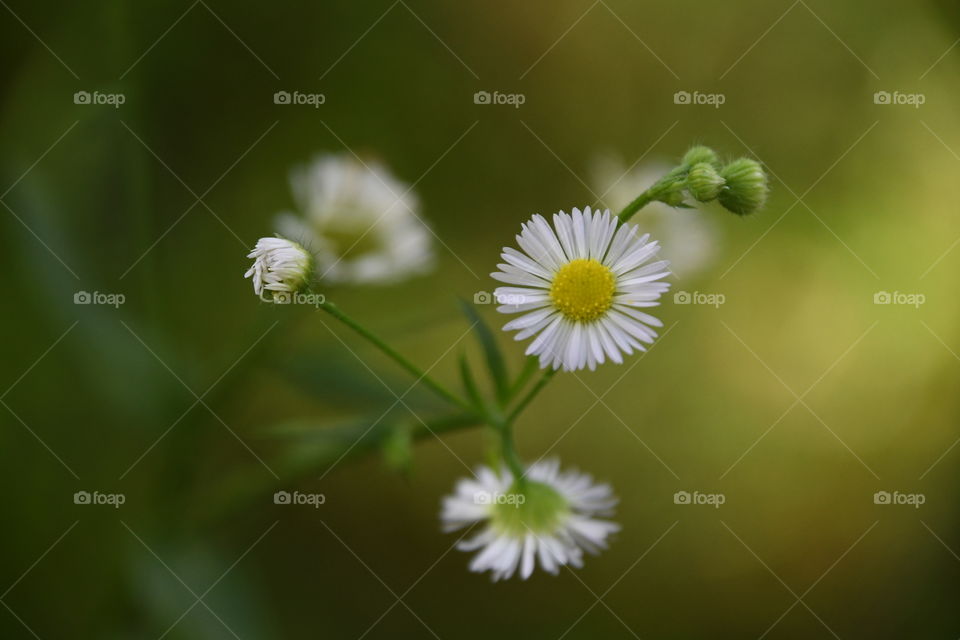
[458,299,509,406]
[459,352,484,410]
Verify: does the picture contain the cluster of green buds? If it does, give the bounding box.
[682,146,769,215]
[617,145,769,222]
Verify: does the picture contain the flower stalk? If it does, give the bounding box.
[496,420,526,484]
[308,296,560,481]
[618,145,768,222]
[317,300,475,414]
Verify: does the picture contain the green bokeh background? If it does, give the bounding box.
[2,0,959,637]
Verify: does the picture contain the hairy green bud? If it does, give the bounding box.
[686,163,725,202]
[718,158,768,216]
[681,145,720,169]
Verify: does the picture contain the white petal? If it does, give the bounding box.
[503,306,556,332]
[520,534,537,579]
[502,246,554,279]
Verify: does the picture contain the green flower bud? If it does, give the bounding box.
[718,158,768,216]
[686,162,725,202]
[681,145,720,169]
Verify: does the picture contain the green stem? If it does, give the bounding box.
[617,190,658,223]
[316,303,559,488]
[498,421,526,482]
[488,367,559,485]
[319,301,474,413]
[508,356,540,399]
[618,164,691,222]
[506,367,557,423]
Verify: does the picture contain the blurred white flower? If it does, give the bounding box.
[244,236,313,302]
[492,207,670,371]
[276,154,434,285]
[441,459,619,581]
[592,153,718,278]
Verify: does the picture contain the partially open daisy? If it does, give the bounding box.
[244,236,313,302]
[441,459,619,581]
[492,207,670,371]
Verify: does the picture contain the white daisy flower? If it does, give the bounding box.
[244,236,313,302]
[275,153,434,285]
[592,154,718,278]
[441,459,619,581]
[492,207,670,372]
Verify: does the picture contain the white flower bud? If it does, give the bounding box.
[244,237,314,302]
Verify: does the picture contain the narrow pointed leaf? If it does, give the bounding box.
[459,352,484,410]
[458,299,509,405]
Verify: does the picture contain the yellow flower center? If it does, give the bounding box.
[549,258,616,322]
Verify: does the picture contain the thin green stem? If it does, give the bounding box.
[617,190,658,223]
[618,164,691,222]
[506,367,557,423]
[498,421,526,482]
[489,367,559,485]
[318,303,558,489]
[319,301,474,413]
[507,356,540,399]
